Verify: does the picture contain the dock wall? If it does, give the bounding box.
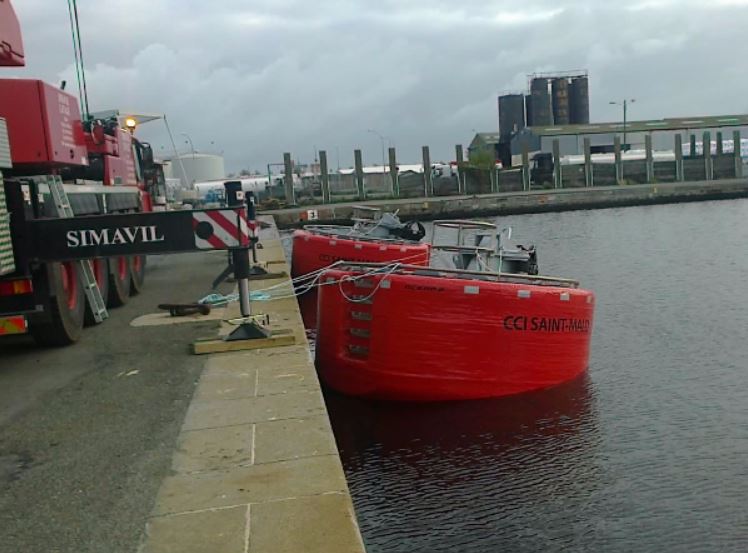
[266,179,748,228]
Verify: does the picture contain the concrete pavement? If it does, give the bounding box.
[137,221,365,553]
[0,221,366,552]
[0,251,231,553]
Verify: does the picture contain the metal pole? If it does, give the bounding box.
[381,139,386,195]
[455,144,464,194]
[583,137,593,187]
[645,133,654,183]
[614,136,623,185]
[225,180,251,318]
[354,149,365,199]
[163,115,190,189]
[368,129,388,196]
[283,153,295,205]
[704,131,713,180]
[623,100,627,153]
[388,147,398,197]
[521,144,530,191]
[675,134,684,182]
[422,146,433,197]
[238,275,251,317]
[734,130,743,178]
[246,191,259,264]
[552,139,561,189]
[319,150,331,204]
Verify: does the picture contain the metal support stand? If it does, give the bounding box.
[222,183,271,342]
[246,193,269,277]
[224,246,271,341]
[212,184,270,289]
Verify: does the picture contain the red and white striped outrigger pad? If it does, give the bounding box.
[192,209,250,250]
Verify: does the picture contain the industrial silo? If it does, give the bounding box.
[525,94,533,128]
[498,94,526,140]
[551,78,570,125]
[529,78,552,126]
[169,153,226,187]
[569,76,590,124]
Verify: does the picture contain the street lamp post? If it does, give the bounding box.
[609,99,635,151]
[367,129,390,195]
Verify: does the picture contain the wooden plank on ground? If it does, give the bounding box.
[192,333,295,355]
[247,271,287,281]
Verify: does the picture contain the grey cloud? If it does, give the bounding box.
[7,1,748,171]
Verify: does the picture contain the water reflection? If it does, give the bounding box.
[324,374,602,552]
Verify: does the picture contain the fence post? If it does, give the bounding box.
[689,135,697,157]
[455,144,465,194]
[388,147,398,197]
[614,136,623,184]
[703,131,713,181]
[583,138,593,187]
[283,152,295,204]
[645,134,654,183]
[734,130,743,178]
[675,134,684,182]
[354,149,365,200]
[422,146,433,197]
[522,144,530,191]
[553,139,562,189]
[716,131,724,156]
[319,150,330,204]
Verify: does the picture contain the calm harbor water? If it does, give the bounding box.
[314,199,748,552]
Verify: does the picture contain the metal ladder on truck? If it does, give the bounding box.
[47,176,109,323]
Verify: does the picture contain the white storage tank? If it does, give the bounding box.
[168,153,225,187]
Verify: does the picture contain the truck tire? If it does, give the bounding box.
[84,258,110,326]
[31,262,85,346]
[107,256,131,307]
[129,255,146,294]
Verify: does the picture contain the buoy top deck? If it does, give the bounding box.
[333,262,581,289]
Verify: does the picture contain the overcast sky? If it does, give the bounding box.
[8,0,748,171]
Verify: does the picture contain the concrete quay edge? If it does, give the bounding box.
[265,178,748,228]
[137,217,366,553]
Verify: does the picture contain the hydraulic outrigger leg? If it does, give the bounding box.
[225,244,272,341]
[222,181,271,341]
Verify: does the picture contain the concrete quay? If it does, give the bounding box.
[265,178,748,228]
[138,220,365,553]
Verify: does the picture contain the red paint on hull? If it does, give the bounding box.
[291,230,430,328]
[316,267,595,401]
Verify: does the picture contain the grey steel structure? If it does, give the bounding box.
[552,78,570,125]
[524,94,533,130]
[529,78,552,126]
[525,71,589,126]
[527,114,748,136]
[569,76,590,124]
[498,94,526,140]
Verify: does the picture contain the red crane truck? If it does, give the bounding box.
[0,0,156,345]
